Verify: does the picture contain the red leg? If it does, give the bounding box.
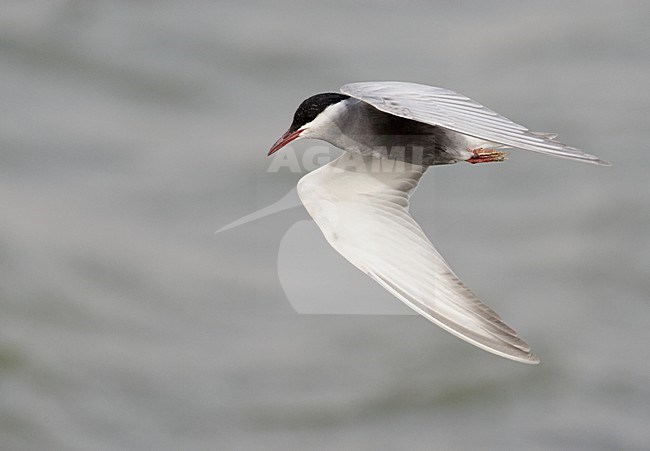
[466,148,508,164]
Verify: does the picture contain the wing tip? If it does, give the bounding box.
[520,353,541,365]
[487,347,540,365]
[476,342,541,365]
[537,148,611,166]
[578,155,611,166]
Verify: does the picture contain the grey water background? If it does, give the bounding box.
[1,1,649,449]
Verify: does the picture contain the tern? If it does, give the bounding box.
[268,81,608,364]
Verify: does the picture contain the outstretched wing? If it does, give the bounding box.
[341,81,609,165]
[297,152,539,364]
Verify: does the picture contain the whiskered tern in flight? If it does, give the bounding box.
[268,81,609,364]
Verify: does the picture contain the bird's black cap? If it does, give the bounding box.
[288,93,350,132]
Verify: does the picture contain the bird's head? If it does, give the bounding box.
[268,93,350,155]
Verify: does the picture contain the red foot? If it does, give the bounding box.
[466,148,507,164]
